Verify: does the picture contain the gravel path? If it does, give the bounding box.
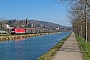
[52,32,83,60]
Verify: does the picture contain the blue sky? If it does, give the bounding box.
[0,0,71,27]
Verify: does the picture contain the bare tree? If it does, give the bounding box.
[54,0,90,41]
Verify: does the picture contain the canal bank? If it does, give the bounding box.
[0,33,54,41]
[37,32,71,60]
[76,34,90,60]
[0,32,70,60]
[52,32,83,60]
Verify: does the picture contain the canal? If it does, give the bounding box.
[0,32,70,60]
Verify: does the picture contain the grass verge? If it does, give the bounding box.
[37,33,71,60]
[75,34,90,60]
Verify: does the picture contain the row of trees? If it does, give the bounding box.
[55,0,90,41]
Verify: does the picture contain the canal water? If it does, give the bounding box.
[0,32,70,60]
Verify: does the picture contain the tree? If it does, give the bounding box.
[54,0,90,41]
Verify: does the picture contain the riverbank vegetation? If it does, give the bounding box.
[37,33,71,60]
[75,34,90,60]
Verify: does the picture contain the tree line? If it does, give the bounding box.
[55,0,90,41]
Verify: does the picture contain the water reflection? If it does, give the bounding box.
[14,38,25,42]
[14,38,26,60]
[0,38,25,42]
[0,32,71,60]
[0,39,9,42]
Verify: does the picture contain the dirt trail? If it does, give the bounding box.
[52,32,83,60]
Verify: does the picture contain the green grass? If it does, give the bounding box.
[75,34,90,60]
[37,33,71,60]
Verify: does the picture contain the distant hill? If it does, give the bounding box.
[0,19,70,29]
[28,20,69,29]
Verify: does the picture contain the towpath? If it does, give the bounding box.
[52,32,83,60]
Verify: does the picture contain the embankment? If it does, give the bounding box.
[37,33,71,60]
[75,34,90,60]
[0,33,53,41]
